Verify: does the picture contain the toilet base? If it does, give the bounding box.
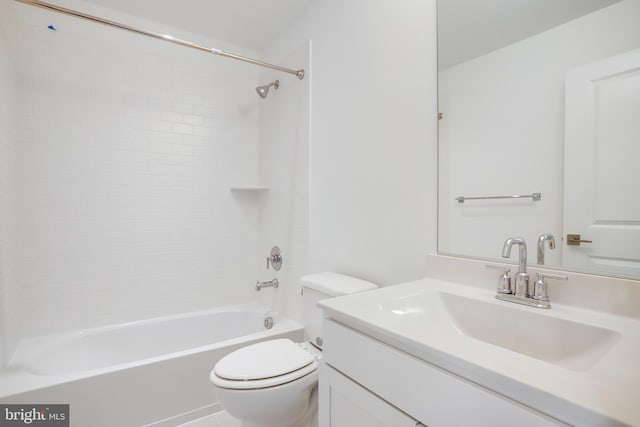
[240,386,318,427]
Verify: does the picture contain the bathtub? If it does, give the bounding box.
[0,303,304,427]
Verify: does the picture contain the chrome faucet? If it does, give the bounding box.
[495,236,567,308]
[501,237,529,297]
[537,234,556,265]
[255,278,279,291]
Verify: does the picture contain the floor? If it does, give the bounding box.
[177,411,242,427]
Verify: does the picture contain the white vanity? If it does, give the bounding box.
[317,260,640,427]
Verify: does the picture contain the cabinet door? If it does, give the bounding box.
[321,364,421,427]
[323,320,567,427]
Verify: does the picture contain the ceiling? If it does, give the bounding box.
[81,0,312,51]
[24,0,624,65]
[438,0,623,70]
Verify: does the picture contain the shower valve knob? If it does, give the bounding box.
[266,246,282,271]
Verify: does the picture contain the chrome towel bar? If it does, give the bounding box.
[456,193,541,203]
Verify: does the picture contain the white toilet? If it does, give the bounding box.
[209,272,378,427]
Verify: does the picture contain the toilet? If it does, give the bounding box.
[209,272,378,427]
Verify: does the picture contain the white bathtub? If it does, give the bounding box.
[0,303,304,427]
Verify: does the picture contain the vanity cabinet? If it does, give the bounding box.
[320,363,422,427]
[320,319,566,427]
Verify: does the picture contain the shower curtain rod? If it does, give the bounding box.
[15,0,305,80]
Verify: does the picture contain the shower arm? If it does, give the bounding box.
[14,0,305,80]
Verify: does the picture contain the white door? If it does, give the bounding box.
[563,49,640,276]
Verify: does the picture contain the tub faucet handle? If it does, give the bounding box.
[266,246,282,271]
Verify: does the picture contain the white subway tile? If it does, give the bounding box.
[10,22,270,339]
[148,120,172,132]
[183,114,204,126]
[194,126,213,137]
[172,123,194,135]
[161,111,183,123]
[171,102,195,114]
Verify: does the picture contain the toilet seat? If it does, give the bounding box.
[211,339,319,390]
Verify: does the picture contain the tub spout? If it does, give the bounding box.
[255,278,279,291]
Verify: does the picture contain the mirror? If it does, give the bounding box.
[437,0,640,279]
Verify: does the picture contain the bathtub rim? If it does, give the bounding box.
[0,302,303,398]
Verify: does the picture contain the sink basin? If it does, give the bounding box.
[379,291,620,371]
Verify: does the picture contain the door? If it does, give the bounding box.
[563,49,640,276]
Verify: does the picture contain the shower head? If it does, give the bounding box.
[256,80,279,99]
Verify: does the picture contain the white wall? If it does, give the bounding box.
[264,0,438,287]
[13,1,266,337]
[0,0,20,368]
[439,0,640,266]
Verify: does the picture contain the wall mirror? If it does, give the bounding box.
[437,0,640,279]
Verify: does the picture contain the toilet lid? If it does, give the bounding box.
[210,359,318,390]
[214,339,316,381]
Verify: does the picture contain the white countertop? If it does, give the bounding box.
[319,278,640,427]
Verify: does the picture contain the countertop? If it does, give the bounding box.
[319,277,640,427]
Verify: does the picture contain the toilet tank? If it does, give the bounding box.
[301,272,378,348]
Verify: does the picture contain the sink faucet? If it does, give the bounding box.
[537,234,556,265]
[501,237,529,297]
[495,236,568,308]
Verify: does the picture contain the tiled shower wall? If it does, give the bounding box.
[0,2,20,367]
[256,43,310,326]
[15,14,264,337]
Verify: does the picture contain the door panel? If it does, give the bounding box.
[564,49,640,276]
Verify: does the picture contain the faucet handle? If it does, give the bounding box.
[497,268,512,294]
[486,265,512,294]
[532,272,568,302]
[538,272,568,281]
[266,246,283,271]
